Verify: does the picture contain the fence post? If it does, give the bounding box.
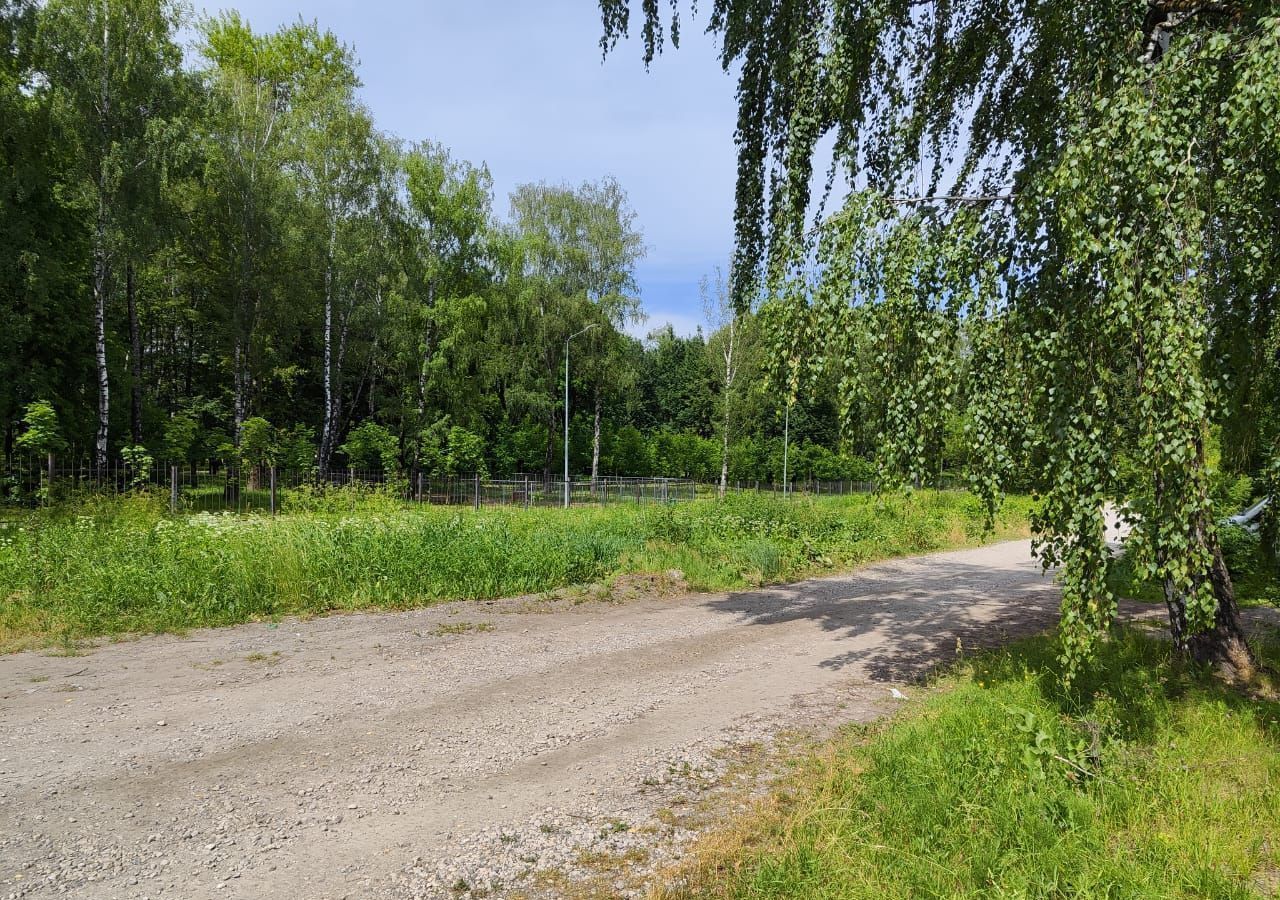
[474,473,480,510]
[169,464,178,514]
[269,466,277,515]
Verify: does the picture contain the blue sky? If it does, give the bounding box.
[194,1,739,338]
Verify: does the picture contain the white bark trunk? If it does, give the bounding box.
[719,413,729,498]
[718,316,737,499]
[93,12,112,469]
[93,219,110,469]
[318,219,338,475]
[127,261,143,447]
[591,388,602,484]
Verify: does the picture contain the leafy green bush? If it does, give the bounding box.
[162,413,199,463]
[276,424,317,471]
[1211,471,1254,517]
[419,420,488,477]
[14,400,65,456]
[280,481,402,514]
[120,445,155,491]
[340,421,399,472]
[1219,524,1262,578]
[238,416,276,466]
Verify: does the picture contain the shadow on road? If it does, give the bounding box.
[705,551,1062,681]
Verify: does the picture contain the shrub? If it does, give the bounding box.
[120,445,154,490]
[341,421,399,473]
[1219,523,1261,578]
[14,400,66,456]
[420,421,488,477]
[162,413,199,463]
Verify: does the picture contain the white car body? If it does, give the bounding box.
[1226,496,1269,534]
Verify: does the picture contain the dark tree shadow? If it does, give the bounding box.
[704,553,1062,682]
[701,551,1280,750]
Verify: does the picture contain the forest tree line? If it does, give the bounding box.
[1,0,901,487]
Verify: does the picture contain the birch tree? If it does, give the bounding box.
[603,0,1275,679]
[284,25,380,475]
[702,268,756,497]
[199,14,292,446]
[38,0,183,467]
[508,179,644,477]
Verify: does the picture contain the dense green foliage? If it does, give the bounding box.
[0,0,904,489]
[1111,524,1280,611]
[604,1,1280,674]
[0,490,1030,651]
[661,630,1280,899]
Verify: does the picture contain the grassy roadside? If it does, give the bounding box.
[655,630,1280,900]
[0,490,1031,653]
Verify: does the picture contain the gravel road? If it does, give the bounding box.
[0,539,1095,899]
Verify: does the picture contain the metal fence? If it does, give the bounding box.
[710,479,878,497]
[418,474,697,509]
[0,455,698,513]
[2,454,964,513]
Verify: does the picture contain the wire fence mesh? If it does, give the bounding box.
[2,454,963,513]
[1,455,702,513]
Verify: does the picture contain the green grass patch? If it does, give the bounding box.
[661,630,1280,900]
[0,490,1030,652]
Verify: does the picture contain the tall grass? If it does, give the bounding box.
[0,490,1031,652]
[658,631,1280,900]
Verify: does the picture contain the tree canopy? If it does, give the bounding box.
[3,1,887,498]
[603,0,1278,677]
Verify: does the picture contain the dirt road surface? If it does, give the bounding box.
[0,539,1124,898]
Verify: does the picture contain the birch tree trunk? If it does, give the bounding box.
[719,315,737,499]
[92,13,112,470]
[93,211,111,469]
[1192,542,1256,677]
[318,218,338,476]
[1160,532,1255,680]
[1154,441,1257,681]
[127,261,143,447]
[719,409,730,498]
[591,386,602,484]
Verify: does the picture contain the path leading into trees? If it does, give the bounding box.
[0,537,1238,900]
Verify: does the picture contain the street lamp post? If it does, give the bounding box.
[564,323,598,508]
